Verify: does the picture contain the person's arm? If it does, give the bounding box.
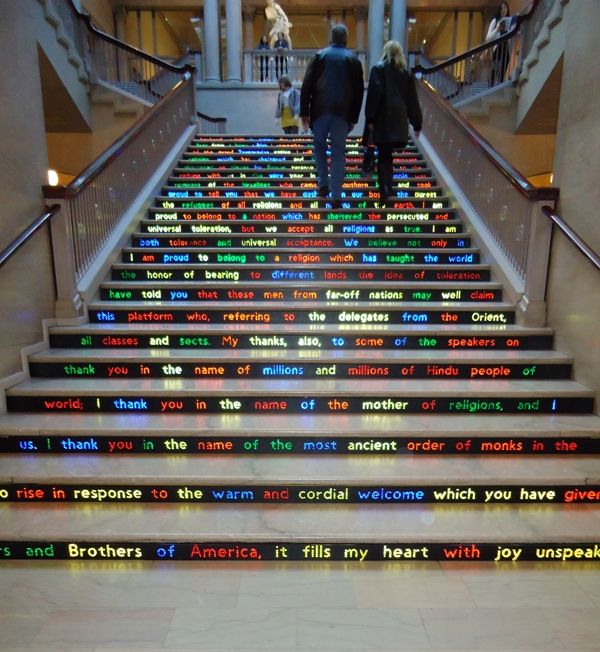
[407,73,423,136]
[300,55,318,129]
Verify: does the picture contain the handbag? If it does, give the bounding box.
[361,125,376,174]
[361,146,376,174]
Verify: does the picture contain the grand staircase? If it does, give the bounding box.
[1,134,599,564]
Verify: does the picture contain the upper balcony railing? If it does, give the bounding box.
[412,0,557,104]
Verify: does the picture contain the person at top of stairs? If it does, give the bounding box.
[363,40,422,208]
[300,24,364,208]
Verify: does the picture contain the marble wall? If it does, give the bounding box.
[0,1,56,379]
[197,85,365,136]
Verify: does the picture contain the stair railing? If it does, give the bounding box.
[413,0,556,104]
[542,207,600,274]
[416,79,558,326]
[49,0,193,103]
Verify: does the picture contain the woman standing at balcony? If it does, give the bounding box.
[258,35,270,82]
[363,40,422,207]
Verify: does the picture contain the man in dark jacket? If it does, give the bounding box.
[300,24,364,208]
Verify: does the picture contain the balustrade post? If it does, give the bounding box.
[244,52,252,83]
[518,199,554,326]
[49,199,84,318]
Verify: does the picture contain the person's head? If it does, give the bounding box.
[260,35,268,45]
[330,24,348,47]
[381,40,407,70]
[278,75,292,90]
[495,1,510,19]
[278,32,285,40]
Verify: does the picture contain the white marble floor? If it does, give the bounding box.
[1,561,600,651]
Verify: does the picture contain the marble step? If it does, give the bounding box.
[183,148,422,157]
[173,167,430,176]
[181,148,422,162]
[161,172,436,187]
[138,219,459,234]
[189,135,368,140]
[181,144,421,153]
[47,322,555,351]
[125,247,477,266]
[1,454,598,485]
[27,349,572,381]
[5,377,591,395]
[136,231,465,249]
[1,501,599,546]
[112,263,490,283]
[186,145,419,157]
[1,411,599,439]
[143,206,456,221]
[179,149,425,159]
[140,221,463,239]
[29,348,571,363]
[98,284,503,304]
[4,378,594,416]
[156,191,450,205]
[86,302,514,326]
[160,179,440,191]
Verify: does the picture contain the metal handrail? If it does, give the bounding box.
[197,111,226,125]
[0,205,61,269]
[542,207,600,273]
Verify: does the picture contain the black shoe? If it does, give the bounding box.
[317,186,330,198]
[331,200,342,210]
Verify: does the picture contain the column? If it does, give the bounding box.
[354,7,367,51]
[203,0,221,82]
[389,0,407,51]
[367,0,385,71]
[225,0,242,82]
